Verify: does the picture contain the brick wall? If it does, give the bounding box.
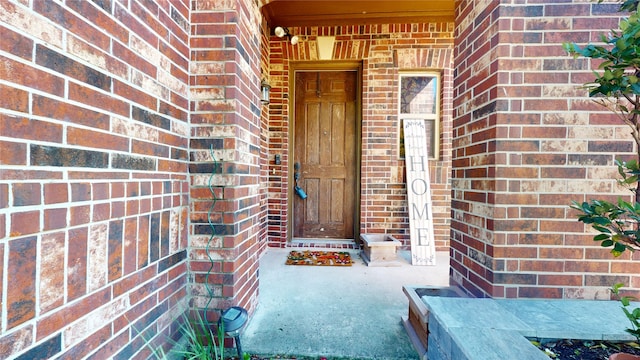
[266,23,455,250]
[189,0,265,314]
[452,0,636,299]
[0,0,190,358]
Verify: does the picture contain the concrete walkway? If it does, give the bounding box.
[241,247,450,359]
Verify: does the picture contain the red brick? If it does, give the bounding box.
[518,286,563,299]
[584,247,613,260]
[585,274,629,287]
[32,95,109,130]
[44,183,69,204]
[112,182,125,198]
[92,183,109,201]
[67,126,129,152]
[68,82,129,117]
[138,215,150,268]
[12,183,40,206]
[7,236,37,329]
[565,260,609,273]
[520,260,564,273]
[539,247,583,259]
[574,17,619,30]
[44,208,67,231]
[10,210,40,237]
[538,274,582,286]
[108,220,123,282]
[0,198,15,228]
[0,55,64,96]
[611,261,640,274]
[540,167,585,179]
[545,3,591,16]
[71,183,92,201]
[40,232,65,313]
[132,140,170,158]
[0,24,34,60]
[524,99,569,111]
[67,227,88,301]
[0,83,29,113]
[70,205,91,227]
[123,218,138,275]
[126,199,139,216]
[0,140,27,166]
[111,201,126,218]
[1,115,63,143]
[113,80,157,110]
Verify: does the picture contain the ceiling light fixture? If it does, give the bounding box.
[274,26,299,45]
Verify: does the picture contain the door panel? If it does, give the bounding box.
[294,71,357,239]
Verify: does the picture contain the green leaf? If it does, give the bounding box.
[602,239,615,247]
[594,234,611,241]
[614,242,628,253]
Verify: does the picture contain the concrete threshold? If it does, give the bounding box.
[420,296,638,360]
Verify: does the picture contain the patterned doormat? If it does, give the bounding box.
[285,250,353,266]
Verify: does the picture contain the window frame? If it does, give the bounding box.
[398,71,441,160]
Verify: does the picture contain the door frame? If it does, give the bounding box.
[287,61,363,242]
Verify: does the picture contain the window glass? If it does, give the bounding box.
[400,76,437,115]
[398,72,440,159]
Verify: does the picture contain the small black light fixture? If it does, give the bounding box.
[220,306,249,360]
[261,79,271,105]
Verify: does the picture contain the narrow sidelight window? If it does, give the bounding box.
[398,72,441,159]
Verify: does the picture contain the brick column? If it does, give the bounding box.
[189,0,265,314]
[0,0,190,358]
[452,0,632,298]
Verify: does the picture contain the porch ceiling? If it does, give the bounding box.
[260,0,455,27]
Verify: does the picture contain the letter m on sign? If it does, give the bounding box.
[403,119,436,265]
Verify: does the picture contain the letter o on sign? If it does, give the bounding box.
[411,179,428,195]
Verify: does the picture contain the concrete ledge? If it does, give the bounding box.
[449,328,548,360]
[497,299,639,341]
[420,297,639,360]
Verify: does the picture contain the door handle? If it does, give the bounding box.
[294,185,307,199]
[294,162,307,199]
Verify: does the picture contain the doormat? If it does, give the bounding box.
[285,250,353,266]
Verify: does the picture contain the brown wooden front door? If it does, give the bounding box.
[293,70,357,239]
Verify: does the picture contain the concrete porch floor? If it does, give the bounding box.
[241,247,450,359]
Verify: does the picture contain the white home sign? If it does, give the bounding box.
[403,119,436,265]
